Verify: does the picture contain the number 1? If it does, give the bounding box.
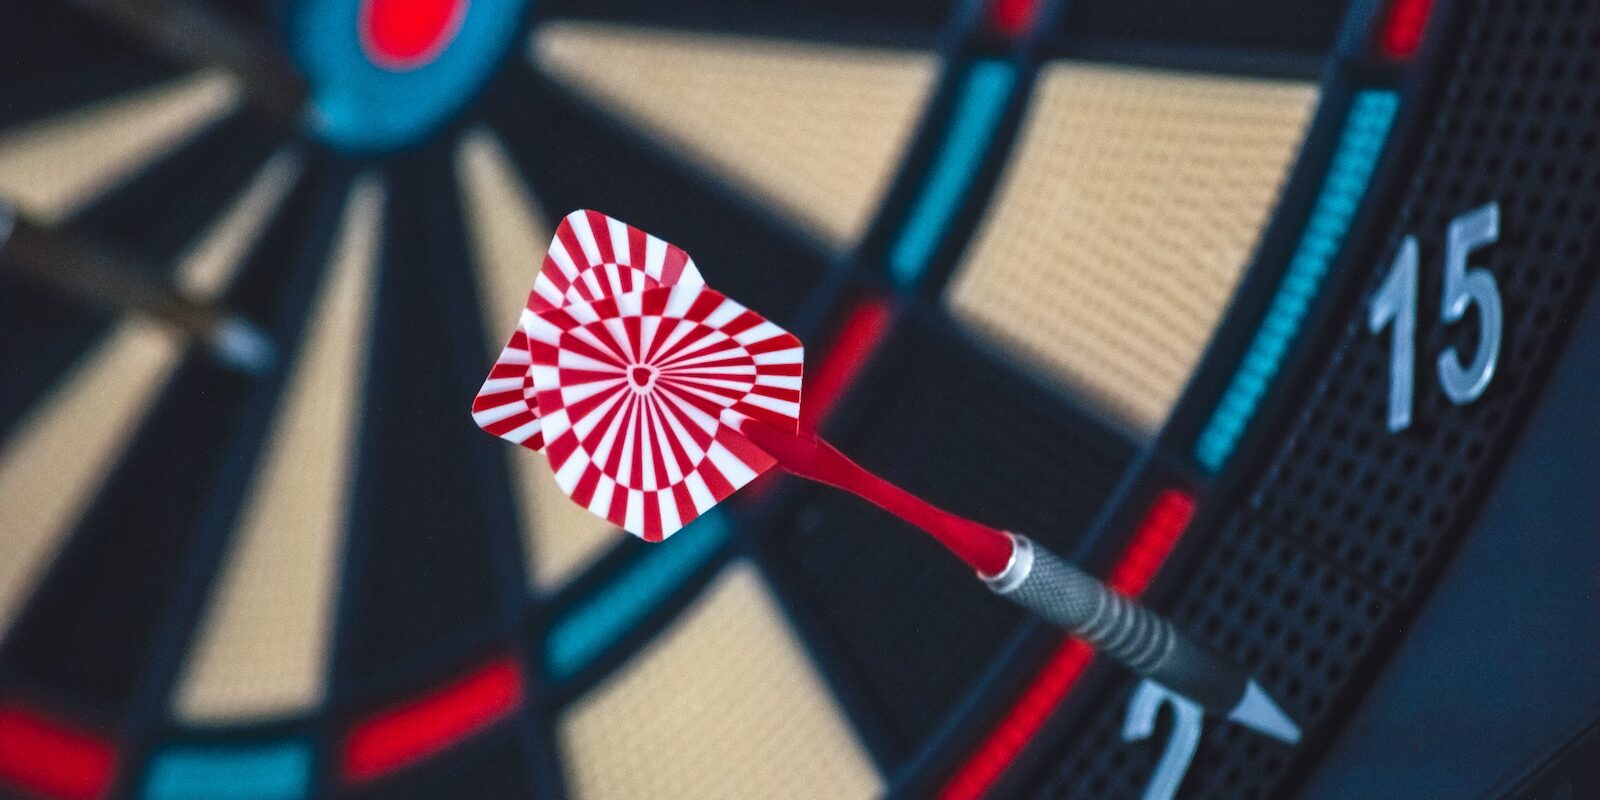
[1369,236,1418,432]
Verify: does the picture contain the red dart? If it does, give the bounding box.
[473,212,1300,744]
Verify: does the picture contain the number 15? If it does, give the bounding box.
[1367,203,1504,432]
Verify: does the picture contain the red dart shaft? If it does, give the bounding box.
[741,421,1014,576]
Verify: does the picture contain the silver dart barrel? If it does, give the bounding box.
[983,533,1301,744]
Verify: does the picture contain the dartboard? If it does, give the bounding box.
[2,0,1598,798]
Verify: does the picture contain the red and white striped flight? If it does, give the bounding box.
[528,284,803,540]
[473,210,704,451]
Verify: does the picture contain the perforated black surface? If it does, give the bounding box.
[1257,0,1600,594]
[1039,516,1394,800]
[1024,2,1600,797]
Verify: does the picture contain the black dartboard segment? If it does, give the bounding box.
[0,3,185,130]
[334,149,520,697]
[1059,0,1349,56]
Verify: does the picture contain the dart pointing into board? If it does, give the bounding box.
[473,210,1301,745]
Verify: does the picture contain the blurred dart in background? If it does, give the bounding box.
[0,200,276,372]
[475,210,1302,744]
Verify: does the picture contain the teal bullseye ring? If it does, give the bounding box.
[289,0,529,151]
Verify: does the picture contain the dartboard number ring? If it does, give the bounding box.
[1368,203,1504,433]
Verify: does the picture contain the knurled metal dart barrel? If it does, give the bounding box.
[984,533,1301,744]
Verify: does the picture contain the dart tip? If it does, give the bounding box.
[210,316,277,374]
[1227,679,1301,744]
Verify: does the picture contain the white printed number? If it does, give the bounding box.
[1123,680,1204,800]
[1367,203,1504,432]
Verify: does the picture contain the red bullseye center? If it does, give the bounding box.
[361,0,467,70]
[630,365,656,389]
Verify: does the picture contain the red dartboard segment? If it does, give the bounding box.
[527,284,803,541]
[472,211,705,452]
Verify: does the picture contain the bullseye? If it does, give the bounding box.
[360,0,468,70]
[292,0,525,149]
[630,366,656,390]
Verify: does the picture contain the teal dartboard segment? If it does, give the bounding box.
[1195,89,1400,472]
[544,512,732,680]
[143,742,311,800]
[890,60,1017,286]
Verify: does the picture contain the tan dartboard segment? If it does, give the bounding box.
[947,63,1317,435]
[560,562,881,800]
[533,22,935,246]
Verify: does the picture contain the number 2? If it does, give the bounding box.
[1368,203,1503,432]
[1123,680,1205,800]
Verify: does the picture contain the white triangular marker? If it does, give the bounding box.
[1227,679,1302,744]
